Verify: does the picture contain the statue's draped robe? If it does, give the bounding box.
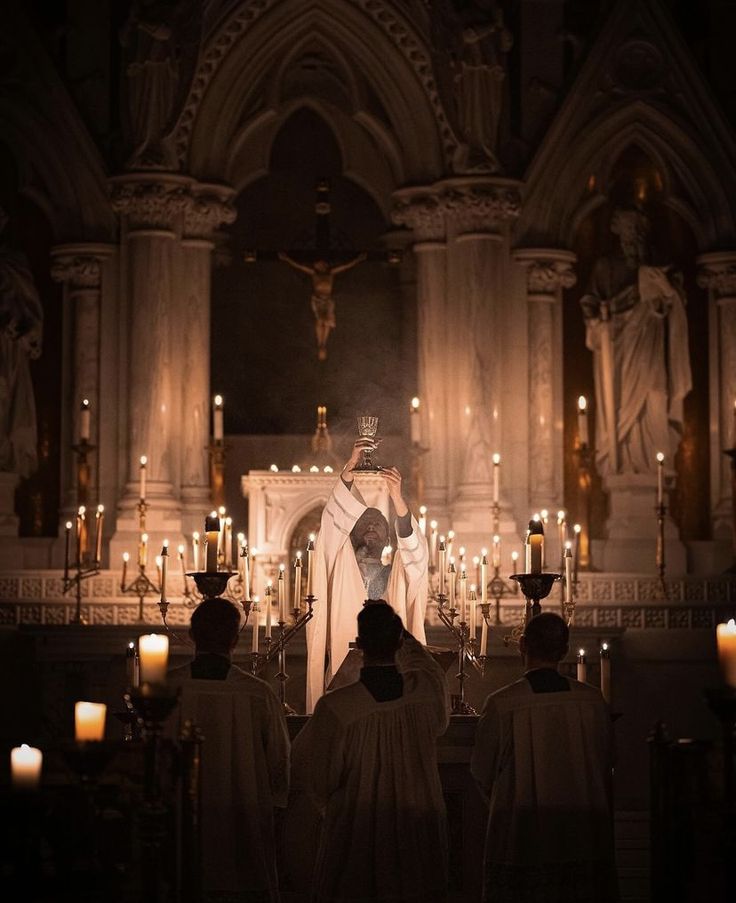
[471,676,617,903]
[292,636,450,903]
[167,663,290,903]
[306,477,429,713]
[583,259,691,475]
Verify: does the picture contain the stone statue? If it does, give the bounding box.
[120,1,179,168]
[431,1,513,173]
[0,207,42,478]
[580,208,692,477]
[278,252,367,361]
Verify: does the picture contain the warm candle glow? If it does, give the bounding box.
[716,619,736,688]
[578,395,587,411]
[75,701,107,742]
[138,634,169,684]
[11,744,42,790]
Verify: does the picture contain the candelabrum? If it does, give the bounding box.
[435,591,490,715]
[575,440,593,571]
[251,594,316,714]
[488,562,519,625]
[158,570,251,647]
[506,572,561,646]
[120,500,162,622]
[63,508,103,625]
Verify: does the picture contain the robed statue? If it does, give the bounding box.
[0,207,42,478]
[581,207,692,476]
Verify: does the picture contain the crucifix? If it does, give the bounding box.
[244,179,400,361]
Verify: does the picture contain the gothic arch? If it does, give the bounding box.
[183,0,447,194]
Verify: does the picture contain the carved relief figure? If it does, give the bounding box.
[581,208,692,476]
[0,207,42,478]
[278,252,366,361]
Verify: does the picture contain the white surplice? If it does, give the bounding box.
[306,476,429,712]
[471,676,618,903]
[167,663,290,903]
[292,636,450,903]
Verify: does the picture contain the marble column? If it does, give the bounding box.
[697,252,736,539]
[50,244,115,517]
[179,183,236,535]
[392,188,449,520]
[513,249,576,511]
[110,173,191,539]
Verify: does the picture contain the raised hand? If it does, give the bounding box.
[380,466,408,517]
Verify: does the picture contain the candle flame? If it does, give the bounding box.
[140,455,147,466]
[578,395,587,411]
[578,648,585,657]
[419,505,427,515]
[78,505,86,515]
[193,531,200,541]
[601,642,609,651]
[177,544,185,555]
[492,452,501,465]
[411,396,420,410]
[308,533,316,542]
[493,535,500,544]
[656,452,665,463]
[481,547,488,555]
[511,550,519,560]
[81,398,90,408]
[270,463,279,472]
[296,550,302,560]
[279,563,285,574]
[214,394,223,408]
[447,530,455,539]
[162,539,169,549]
[292,465,301,472]
[573,523,582,534]
[123,552,130,562]
[65,521,72,530]
[557,510,565,521]
[142,533,148,543]
[128,641,135,649]
[430,520,437,529]
[97,504,104,514]
[218,506,226,516]
[565,540,572,550]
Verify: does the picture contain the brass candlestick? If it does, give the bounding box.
[505,572,561,646]
[120,500,162,622]
[435,590,489,715]
[488,561,519,625]
[63,506,103,625]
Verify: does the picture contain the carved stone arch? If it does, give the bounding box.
[282,495,329,551]
[184,0,447,186]
[520,101,734,249]
[226,98,400,217]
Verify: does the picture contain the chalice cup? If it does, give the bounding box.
[353,415,382,472]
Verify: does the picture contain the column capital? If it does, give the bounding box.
[183,182,237,239]
[50,243,115,290]
[696,251,736,300]
[513,248,577,295]
[438,177,521,235]
[109,173,193,231]
[391,188,445,242]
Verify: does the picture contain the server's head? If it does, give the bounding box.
[356,600,403,661]
[520,612,569,664]
[189,598,241,654]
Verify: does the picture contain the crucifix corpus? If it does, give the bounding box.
[245,179,400,361]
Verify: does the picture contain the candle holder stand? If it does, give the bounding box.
[161,570,251,644]
[209,440,226,510]
[120,501,162,622]
[253,595,316,714]
[575,441,594,571]
[491,501,500,537]
[435,592,489,715]
[488,563,519,625]
[63,555,100,625]
[655,500,668,599]
[505,572,561,646]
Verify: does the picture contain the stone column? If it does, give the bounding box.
[697,252,736,539]
[513,249,576,511]
[110,173,191,540]
[442,178,521,544]
[51,244,115,517]
[178,183,236,535]
[392,188,449,519]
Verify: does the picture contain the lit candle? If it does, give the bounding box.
[224,517,233,569]
[577,396,589,446]
[265,582,273,639]
[410,396,421,444]
[294,550,303,609]
[122,551,129,585]
[656,452,665,506]
[460,566,467,623]
[306,534,315,598]
[178,544,186,589]
[525,516,544,574]
[577,649,587,683]
[80,398,91,442]
[573,524,581,584]
[564,542,573,607]
[218,506,226,564]
[94,504,104,564]
[160,541,169,601]
[138,633,169,684]
[205,513,219,572]
[418,505,427,536]
[64,520,72,581]
[469,585,477,636]
[77,505,86,561]
[139,532,148,568]
[139,455,147,501]
[213,394,224,441]
[492,453,500,505]
[480,552,488,603]
[600,643,611,704]
[438,537,446,596]
[192,532,200,571]
[448,559,456,608]
[75,701,106,742]
[278,564,286,622]
[11,744,42,790]
[716,619,736,687]
[126,640,139,687]
[251,598,260,653]
[429,521,438,569]
[492,534,501,569]
[557,510,567,564]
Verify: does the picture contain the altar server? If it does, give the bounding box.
[306,439,429,711]
[168,598,290,903]
[293,602,449,903]
[471,613,618,903]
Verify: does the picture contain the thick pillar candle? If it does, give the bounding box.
[11,744,42,790]
[80,398,91,442]
[213,394,224,442]
[75,701,107,741]
[139,455,147,501]
[577,396,589,446]
[204,514,220,572]
[525,516,544,574]
[139,633,169,683]
[716,619,736,687]
[577,649,587,683]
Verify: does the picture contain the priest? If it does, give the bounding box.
[306,439,429,712]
